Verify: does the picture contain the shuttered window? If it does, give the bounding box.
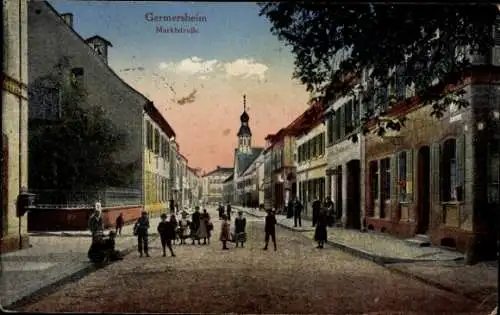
[381,158,391,202]
[488,138,500,203]
[368,161,379,217]
[327,115,334,145]
[441,138,459,202]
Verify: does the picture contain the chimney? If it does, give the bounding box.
[60,13,73,28]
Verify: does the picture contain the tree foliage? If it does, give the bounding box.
[259,3,499,137]
[29,57,137,191]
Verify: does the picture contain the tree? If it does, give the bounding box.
[29,57,136,191]
[259,3,499,137]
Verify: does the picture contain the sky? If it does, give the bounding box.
[49,1,311,172]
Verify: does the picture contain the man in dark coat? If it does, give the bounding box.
[314,208,328,249]
[115,213,124,236]
[263,209,277,251]
[157,213,176,257]
[134,211,150,257]
[234,210,247,248]
[312,196,322,227]
[286,199,294,219]
[218,203,224,220]
[293,197,303,228]
[226,203,232,221]
[191,207,201,245]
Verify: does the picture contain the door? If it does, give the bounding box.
[417,146,431,234]
[346,160,361,229]
[336,166,343,221]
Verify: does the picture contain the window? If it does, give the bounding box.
[154,129,160,154]
[352,97,360,128]
[31,87,62,120]
[441,139,459,201]
[334,109,341,142]
[380,158,391,201]
[70,67,84,87]
[146,121,153,150]
[398,151,407,201]
[327,115,334,145]
[369,161,379,208]
[488,138,500,203]
[312,137,317,157]
[344,99,353,134]
[319,133,325,155]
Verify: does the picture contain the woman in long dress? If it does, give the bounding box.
[219,214,230,250]
[197,209,209,245]
[314,207,328,249]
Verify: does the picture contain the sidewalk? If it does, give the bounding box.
[234,206,464,264]
[1,216,162,309]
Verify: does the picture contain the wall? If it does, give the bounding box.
[364,85,477,250]
[2,0,30,253]
[28,2,146,191]
[28,205,143,231]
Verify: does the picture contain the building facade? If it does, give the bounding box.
[222,174,234,204]
[325,94,363,229]
[363,65,500,258]
[236,150,264,208]
[2,0,29,253]
[143,102,176,215]
[202,166,233,204]
[296,117,327,219]
[28,2,148,213]
[262,147,273,210]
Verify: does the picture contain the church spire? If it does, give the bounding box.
[237,94,251,153]
[243,94,246,112]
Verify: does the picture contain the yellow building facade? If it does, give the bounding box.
[143,102,175,215]
[2,0,29,252]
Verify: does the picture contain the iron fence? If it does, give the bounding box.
[31,187,141,208]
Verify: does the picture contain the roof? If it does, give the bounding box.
[84,35,113,47]
[179,152,188,162]
[266,103,324,147]
[203,166,233,177]
[38,2,149,107]
[144,101,176,138]
[235,147,264,176]
[223,174,234,183]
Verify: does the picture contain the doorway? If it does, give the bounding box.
[417,146,431,234]
[335,166,343,221]
[346,160,361,229]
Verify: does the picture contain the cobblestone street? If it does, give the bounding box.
[17,208,490,314]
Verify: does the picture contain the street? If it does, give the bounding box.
[17,208,489,314]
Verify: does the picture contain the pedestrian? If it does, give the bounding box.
[314,207,328,248]
[263,209,277,251]
[94,199,102,214]
[157,213,176,257]
[115,213,124,236]
[88,209,104,242]
[286,199,294,219]
[219,214,231,250]
[191,207,201,245]
[218,203,224,220]
[293,197,303,228]
[177,212,190,245]
[312,195,321,227]
[324,196,335,227]
[234,210,247,248]
[197,209,209,245]
[226,202,232,221]
[134,211,150,257]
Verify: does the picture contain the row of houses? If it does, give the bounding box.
[1,1,202,252]
[219,43,500,261]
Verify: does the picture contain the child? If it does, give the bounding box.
[157,213,176,257]
[104,231,123,261]
[177,213,190,245]
[220,214,231,250]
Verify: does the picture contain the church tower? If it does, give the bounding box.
[237,95,252,154]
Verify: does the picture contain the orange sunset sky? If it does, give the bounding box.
[50,1,311,172]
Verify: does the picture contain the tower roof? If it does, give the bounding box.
[240,94,249,123]
[237,125,252,137]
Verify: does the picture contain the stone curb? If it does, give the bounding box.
[2,235,159,310]
[237,207,464,264]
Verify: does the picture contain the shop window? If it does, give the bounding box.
[441,139,459,201]
[398,151,407,201]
